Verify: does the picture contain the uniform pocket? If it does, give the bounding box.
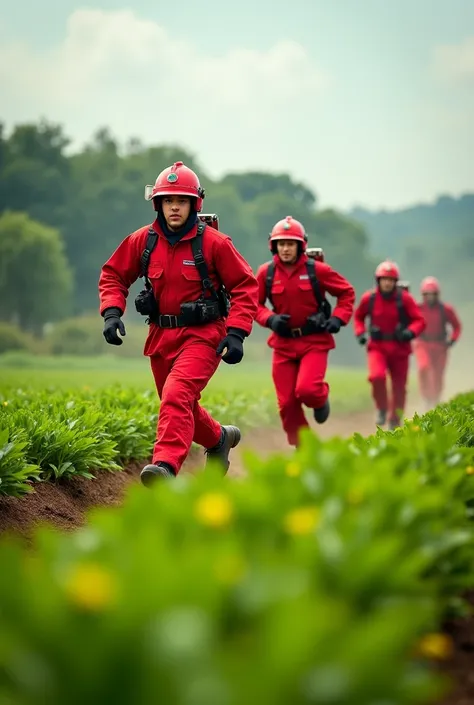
[147,264,164,280]
[297,279,312,292]
[146,265,164,300]
[181,264,202,281]
[271,283,285,296]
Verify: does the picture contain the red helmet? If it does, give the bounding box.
[375,260,400,280]
[268,216,307,253]
[420,276,440,294]
[144,161,205,211]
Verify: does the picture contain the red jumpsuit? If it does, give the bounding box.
[413,301,461,405]
[255,254,355,446]
[354,289,426,423]
[99,221,258,472]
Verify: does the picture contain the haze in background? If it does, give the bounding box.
[0,0,473,375]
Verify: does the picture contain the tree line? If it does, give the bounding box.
[0,119,377,335]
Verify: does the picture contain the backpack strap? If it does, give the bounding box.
[306,259,324,306]
[265,261,276,307]
[190,222,219,300]
[139,222,223,304]
[139,227,158,289]
[368,289,408,327]
[265,259,331,315]
[306,259,332,318]
[395,289,409,327]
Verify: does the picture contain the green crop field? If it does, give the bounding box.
[1,352,472,705]
[0,388,473,704]
[0,352,370,400]
[0,354,374,496]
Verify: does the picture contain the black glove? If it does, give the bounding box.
[103,307,126,346]
[325,316,343,334]
[397,328,415,342]
[306,312,327,332]
[268,314,291,336]
[216,328,245,365]
[356,333,367,346]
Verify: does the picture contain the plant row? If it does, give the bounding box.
[0,385,275,497]
[0,393,473,703]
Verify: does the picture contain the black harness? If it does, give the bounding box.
[264,258,332,337]
[420,303,447,342]
[367,290,409,341]
[138,223,230,327]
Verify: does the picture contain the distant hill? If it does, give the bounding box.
[349,194,474,304]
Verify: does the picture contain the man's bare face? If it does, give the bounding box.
[277,240,298,264]
[162,195,192,230]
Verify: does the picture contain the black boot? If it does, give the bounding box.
[140,462,175,487]
[205,425,241,473]
[375,409,387,426]
[313,399,330,424]
[388,418,400,431]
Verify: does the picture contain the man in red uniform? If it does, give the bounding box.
[99,161,258,485]
[353,260,426,429]
[414,276,462,410]
[255,216,355,446]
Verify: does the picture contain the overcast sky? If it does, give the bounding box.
[1,0,474,210]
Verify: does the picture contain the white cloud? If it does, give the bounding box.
[433,36,474,80]
[0,8,328,146]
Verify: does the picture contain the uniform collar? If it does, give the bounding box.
[152,218,199,244]
[154,211,199,245]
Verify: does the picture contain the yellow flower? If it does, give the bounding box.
[284,506,320,535]
[65,563,116,612]
[194,492,233,528]
[214,554,246,585]
[285,461,300,477]
[466,466,474,475]
[2,401,8,406]
[416,633,454,661]
[411,425,420,432]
